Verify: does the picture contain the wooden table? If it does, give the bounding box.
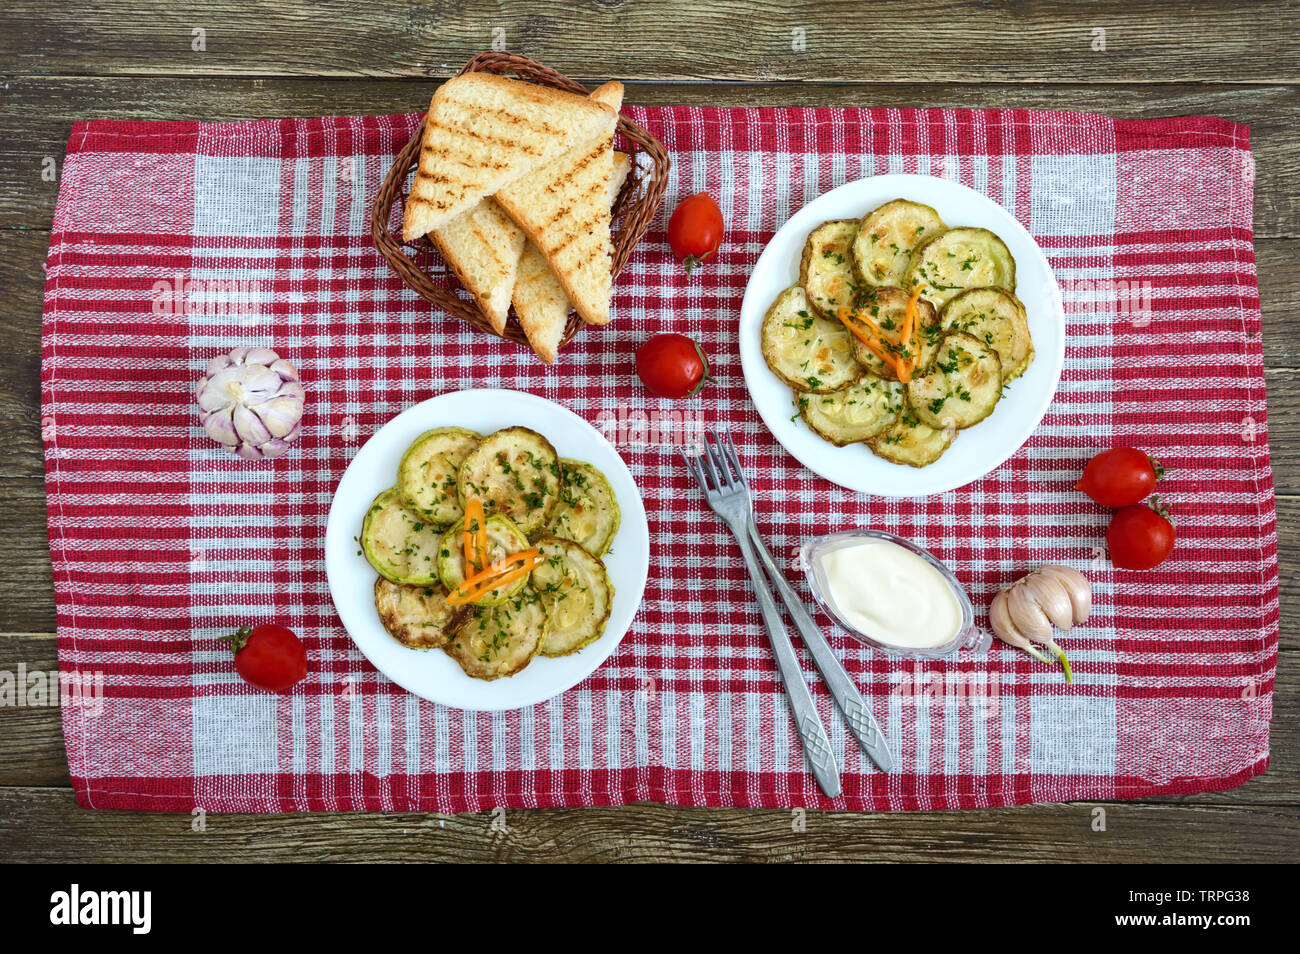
[1,0,1296,863]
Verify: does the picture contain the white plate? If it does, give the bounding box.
[324,388,650,711]
[738,174,1065,497]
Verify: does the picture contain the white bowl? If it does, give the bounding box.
[738,173,1065,497]
[324,388,650,711]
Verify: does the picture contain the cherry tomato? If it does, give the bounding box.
[1076,447,1164,507]
[220,623,308,692]
[667,192,724,273]
[635,333,710,398]
[1107,498,1176,570]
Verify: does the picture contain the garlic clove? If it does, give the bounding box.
[232,403,272,446]
[989,590,1020,641]
[1007,582,1053,639]
[240,365,283,401]
[202,406,239,446]
[989,590,1051,664]
[254,396,304,439]
[245,347,280,366]
[269,358,300,382]
[1040,564,1091,625]
[1026,570,1074,630]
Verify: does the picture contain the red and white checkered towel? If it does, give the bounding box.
[42,105,1275,812]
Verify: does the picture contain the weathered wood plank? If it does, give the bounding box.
[0,634,67,787]
[2,77,1296,234]
[0,230,45,480]
[1,1,1296,83]
[0,785,1294,862]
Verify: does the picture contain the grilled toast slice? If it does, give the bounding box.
[401,73,616,240]
[513,152,631,363]
[429,198,525,334]
[495,82,623,327]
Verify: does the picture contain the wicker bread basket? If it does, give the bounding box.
[371,51,670,351]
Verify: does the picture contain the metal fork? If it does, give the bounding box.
[682,434,841,797]
[685,432,894,775]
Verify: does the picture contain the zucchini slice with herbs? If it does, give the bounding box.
[798,374,905,446]
[851,199,947,288]
[867,402,958,468]
[760,284,858,393]
[360,488,442,585]
[799,219,860,319]
[396,426,481,528]
[939,287,1034,382]
[436,512,532,606]
[905,227,1016,309]
[546,458,621,557]
[846,285,942,380]
[444,590,549,681]
[530,536,614,657]
[457,426,561,536]
[373,577,471,650]
[906,332,1004,430]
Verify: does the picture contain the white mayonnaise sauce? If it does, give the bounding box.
[820,538,962,648]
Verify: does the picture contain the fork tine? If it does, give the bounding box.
[722,432,747,488]
[700,432,723,490]
[708,431,737,488]
[679,448,706,492]
[691,455,709,493]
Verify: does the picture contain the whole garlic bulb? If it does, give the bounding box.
[196,347,305,460]
[988,565,1091,682]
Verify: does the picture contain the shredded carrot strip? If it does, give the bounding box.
[896,285,926,384]
[446,548,544,606]
[462,498,486,575]
[836,306,901,375]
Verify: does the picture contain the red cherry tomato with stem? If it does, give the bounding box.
[636,334,711,398]
[1076,447,1165,507]
[1107,497,1176,570]
[667,192,724,274]
[219,623,308,692]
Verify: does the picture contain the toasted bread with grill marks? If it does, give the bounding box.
[495,81,623,327]
[401,73,616,240]
[430,197,525,334]
[514,152,631,363]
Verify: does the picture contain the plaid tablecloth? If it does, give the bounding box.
[41,104,1275,812]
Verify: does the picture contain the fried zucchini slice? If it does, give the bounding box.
[361,488,442,585]
[396,426,481,528]
[373,577,471,650]
[852,199,946,288]
[530,537,613,657]
[939,287,1034,382]
[436,512,532,606]
[846,285,942,380]
[799,219,859,318]
[457,426,561,536]
[546,458,620,557]
[798,374,905,446]
[906,227,1016,309]
[444,591,549,681]
[760,284,858,393]
[868,404,958,468]
[907,332,1004,430]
